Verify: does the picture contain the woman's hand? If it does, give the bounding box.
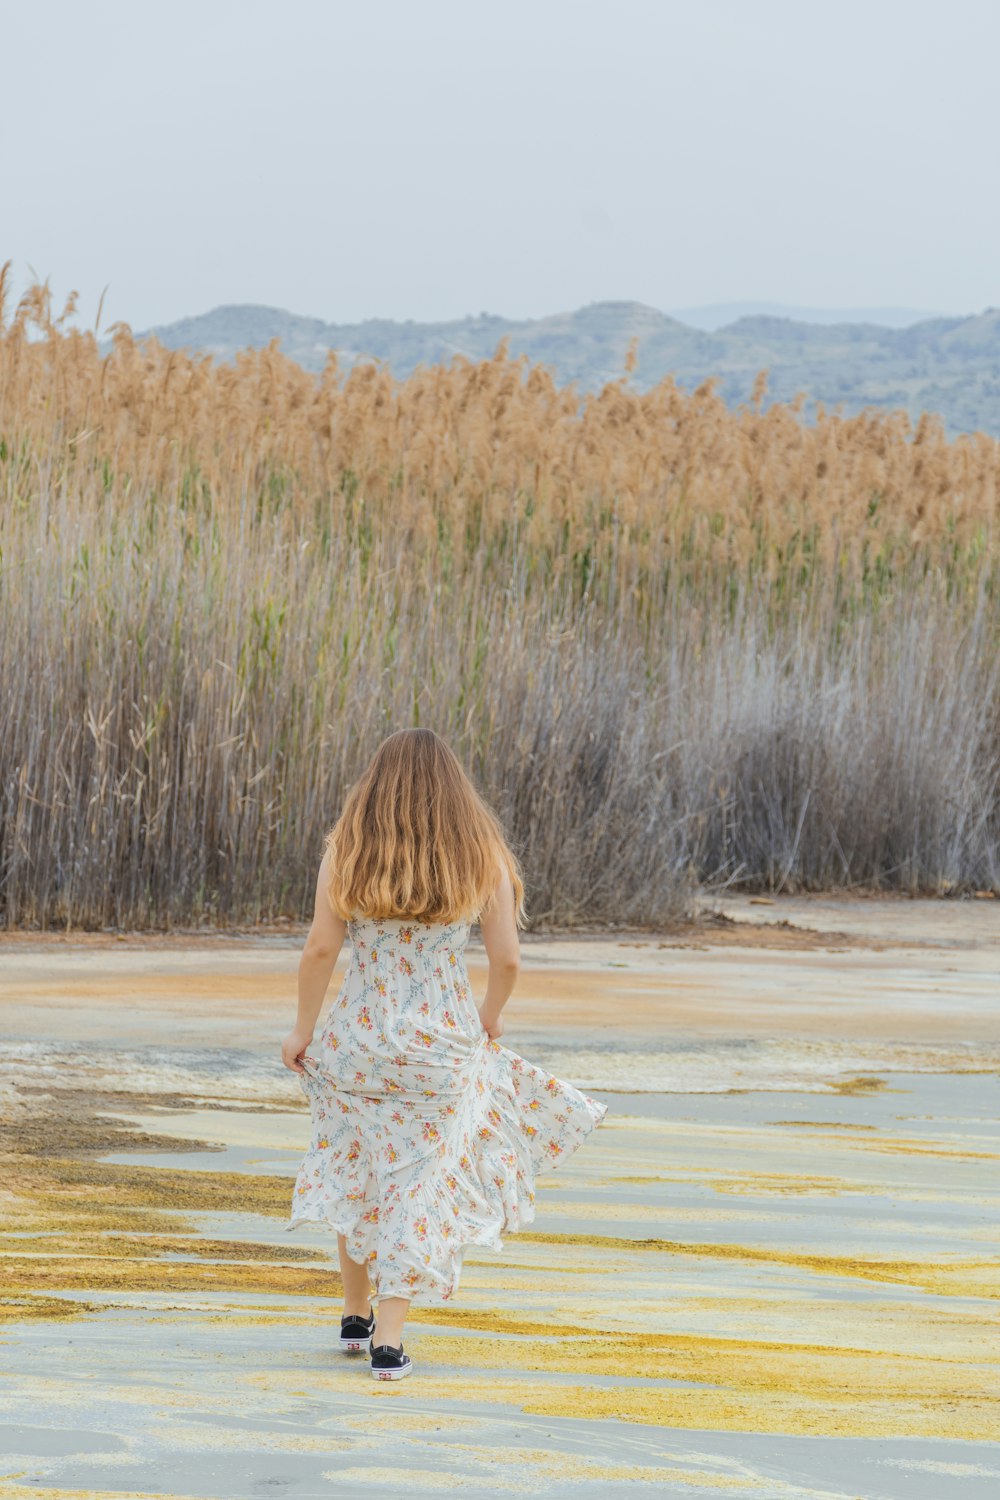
[281,1027,314,1073]
[479,1007,504,1041]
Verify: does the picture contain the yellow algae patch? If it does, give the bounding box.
[447,1267,590,1295]
[841,1136,1000,1161]
[513,1231,1000,1298]
[3,1202,196,1237]
[320,1472,481,1492]
[509,1385,997,1442]
[322,1476,476,1488]
[1,1235,324,1264]
[0,1253,340,1298]
[523,1199,764,1223]
[0,1295,102,1324]
[128,1234,326,1263]
[0,1490,202,1500]
[236,1320,1000,1441]
[2,1146,296,1266]
[167,1312,335,1326]
[710,1172,880,1197]
[446,1448,756,1490]
[4,1102,221,1160]
[406,1308,596,1338]
[311,1369,999,1441]
[728,1127,1000,1162]
[10,1156,296,1217]
[882,1459,1000,1477]
[462,1257,601,1278]
[0,1152,293,1248]
[600,1173,684,1183]
[408,1327,999,1402]
[830,1076,889,1094]
[341,1411,486,1434]
[152,1422,357,1455]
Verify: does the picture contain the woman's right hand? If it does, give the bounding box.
[479,1007,504,1041]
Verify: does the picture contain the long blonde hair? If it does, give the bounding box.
[325,729,526,926]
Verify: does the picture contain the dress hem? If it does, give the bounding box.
[284,1200,539,1304]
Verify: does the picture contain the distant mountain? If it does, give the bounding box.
[137,300,1000,438]
[667,301,948,331]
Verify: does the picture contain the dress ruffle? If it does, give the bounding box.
[285,916,608,1304]
[288,1038,607,1302]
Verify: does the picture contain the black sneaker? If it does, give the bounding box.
[370,1341,413,1381]
[339,1309,375,1353]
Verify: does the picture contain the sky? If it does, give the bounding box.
[2,0,997,332]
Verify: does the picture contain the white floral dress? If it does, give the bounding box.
[287,914,608,1303]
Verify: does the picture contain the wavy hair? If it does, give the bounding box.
[325,729,526,926]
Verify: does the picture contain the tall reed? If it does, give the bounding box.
[1,274,997,928]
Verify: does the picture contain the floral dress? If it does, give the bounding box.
[287,914,608,1303]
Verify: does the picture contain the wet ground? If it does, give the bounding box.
[1,893,998,1498]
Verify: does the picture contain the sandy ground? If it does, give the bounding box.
[1,892,998,1499]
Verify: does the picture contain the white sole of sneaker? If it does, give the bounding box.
[339,1337,373,1353]
[371,1362,412,1381]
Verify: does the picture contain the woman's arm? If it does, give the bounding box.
[281,848,347,1072]
[477,864,520,1040]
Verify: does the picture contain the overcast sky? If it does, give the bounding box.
[3,0,996,331]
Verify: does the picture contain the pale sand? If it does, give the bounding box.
[1,892,998,1498]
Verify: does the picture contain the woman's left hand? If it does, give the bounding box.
[281,1027,314,1073]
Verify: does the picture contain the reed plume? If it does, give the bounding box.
[1,272,997,929]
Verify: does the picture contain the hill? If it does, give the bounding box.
[139,300,1000,437]
[666,301,946,330]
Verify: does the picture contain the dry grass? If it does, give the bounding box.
[1,273,998,928]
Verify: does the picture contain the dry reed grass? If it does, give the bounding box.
[1,273,998,928]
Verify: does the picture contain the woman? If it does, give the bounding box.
[282,728,607,1379]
